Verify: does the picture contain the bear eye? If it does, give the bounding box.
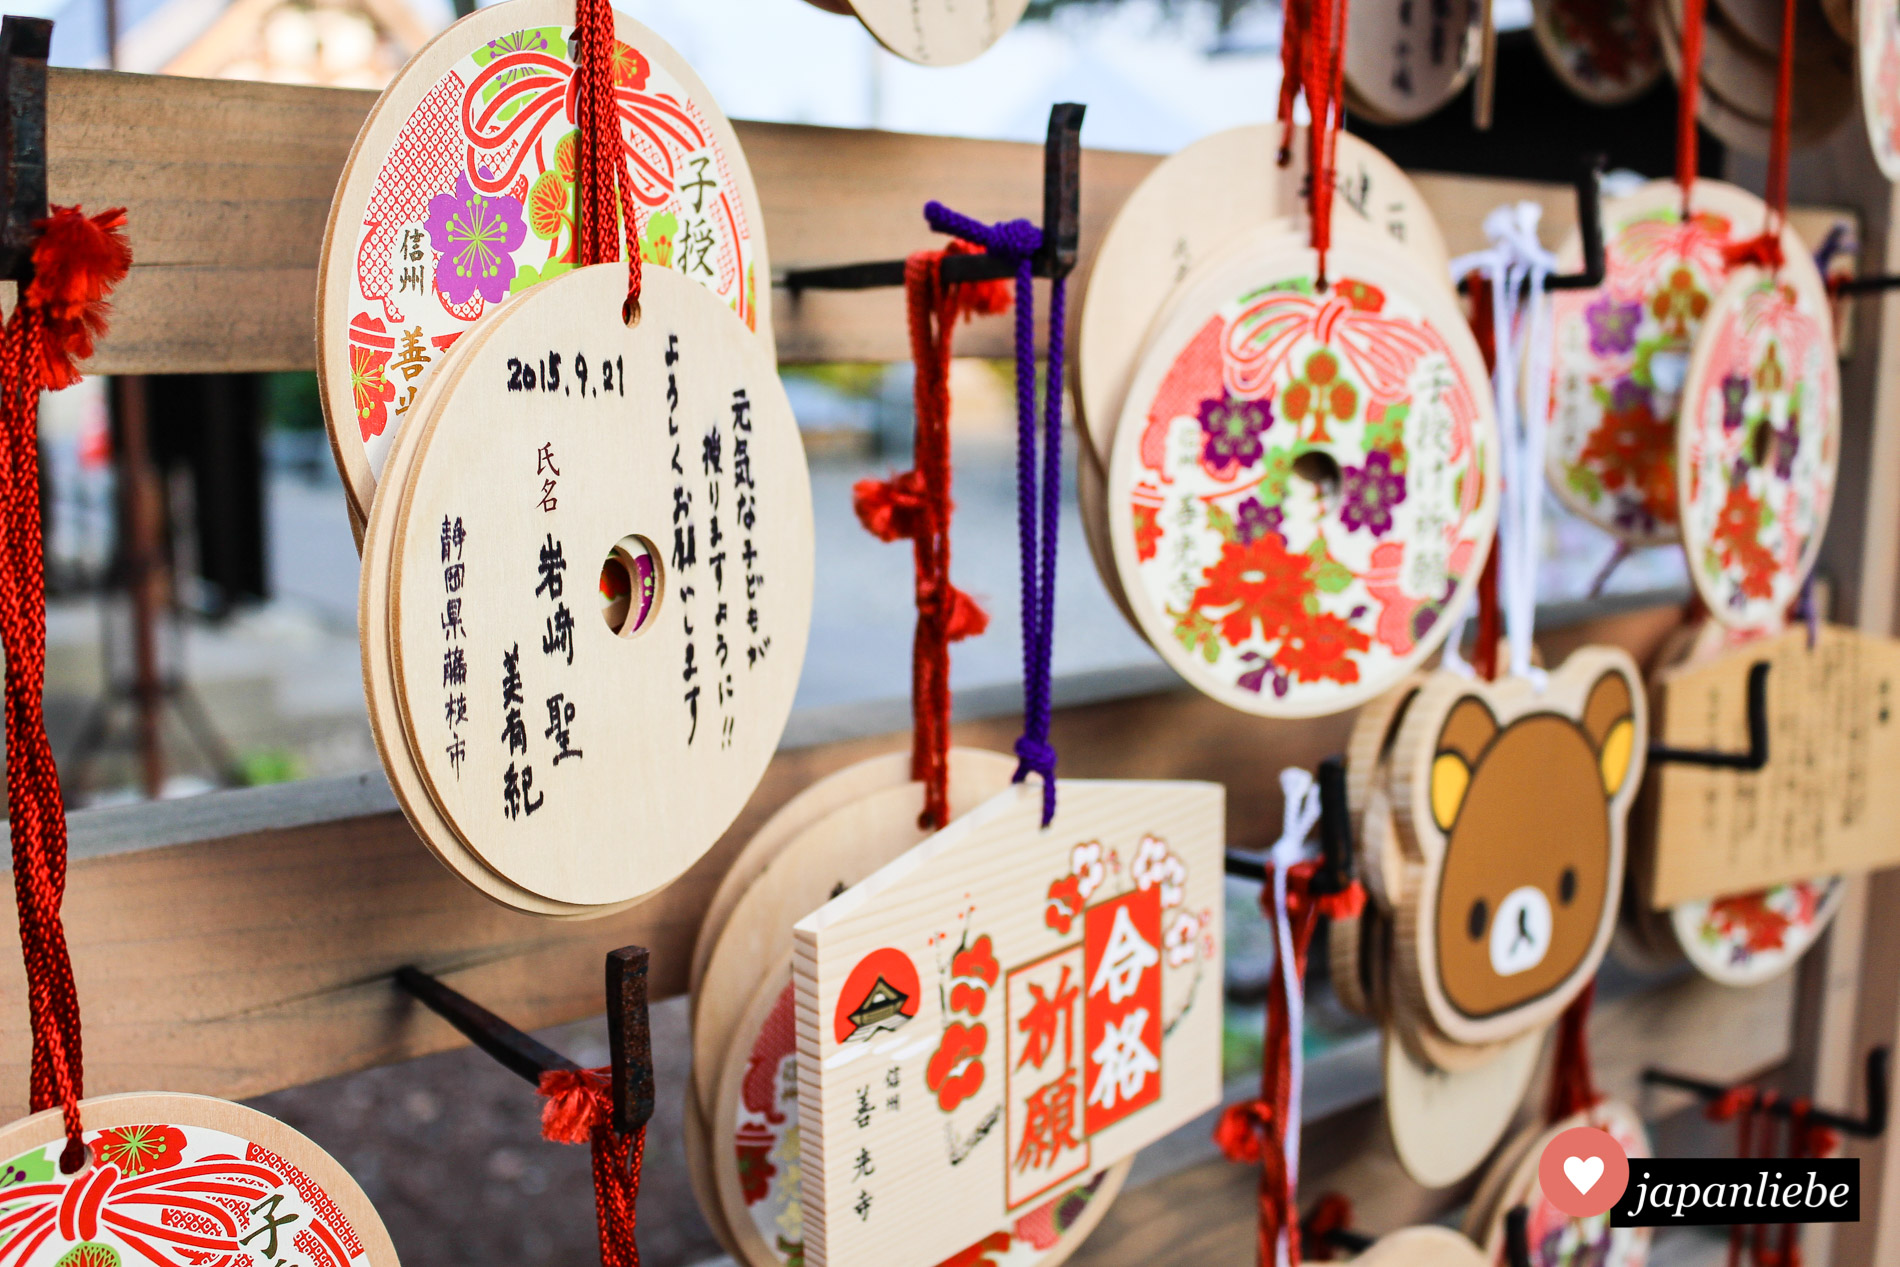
[1560,868,1578,905]
[1467,898,1488,941]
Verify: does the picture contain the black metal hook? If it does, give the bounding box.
[395,946,655,1132]
[1642,1047,1889,1140]
[0,16,51,284]
[1223,756,1356,895]
[1456,153,1606,296]
[777,102,1084,293]
[1506,1205,1533,1267]
[1647,661,1771,771]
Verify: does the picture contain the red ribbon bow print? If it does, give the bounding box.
[460,45,714,212]
[0,1157,303,1267]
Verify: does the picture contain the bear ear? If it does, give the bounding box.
[1584,669,1637,797]
[1430,696,1497,833]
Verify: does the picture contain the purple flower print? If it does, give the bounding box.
[1339,449,1407,535]
[427,173,527,305]
[1236,651,1289,697]
[1608,376,1649,416]
[1773,417,1800,479]
[1197,395,1271,474]
[1234,496,1285,545]
[1586,294,1642,358]
[1720,372,1749,433]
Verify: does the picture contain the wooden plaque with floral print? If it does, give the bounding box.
[844,0,1031,67]
[1465,1101,1652,1266]
[1645,625,1900,907]
[791,780,1223,1267]
[1862,0,1900,181]
[1676,262,1838,629]
[0,1094,397,1267]
[1542,180,1793,546]
[1671,876,1847,987]
[1382,1026,1543,1189]
[710,961,1129,1267]
[1107,228,1499,718]
[1075,126,1450,465]
[319,0,769,525]
[370,264,811,908]
[1530,0,1664,106]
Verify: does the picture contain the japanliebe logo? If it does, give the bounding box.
[1538,1127,1630,1218]
[1610,1160,1861,1228]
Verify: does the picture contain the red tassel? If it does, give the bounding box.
[538,1067,645,1266]
[945,585,989,641]
[1300,1193,1355,1262]
[1314,881,1365,921]
[942,239,1012,321]
[24,206,131,392]
[1214,1098,1273,1164]
[853,471,929,542]
[1723,233,1784,273]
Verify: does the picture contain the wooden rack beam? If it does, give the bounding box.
[45,68,1856,374]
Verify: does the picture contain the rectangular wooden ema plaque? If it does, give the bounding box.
[791,779,1225,1267]
[1644,624,1900,908]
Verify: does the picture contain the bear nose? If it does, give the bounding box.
[1489,885,1553,977]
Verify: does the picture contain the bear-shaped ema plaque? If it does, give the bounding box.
[1386,647,1647,1049]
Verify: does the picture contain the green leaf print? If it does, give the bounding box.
[1257,446,1297,506]
[1305,538,1352,594]
[1207,503,1239,544]
[1172,607,1222,664]
[1568,465,1605,500]
[1361,400,1408,457]
[0,1145,52,1189]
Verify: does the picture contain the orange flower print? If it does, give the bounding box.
[1279,349,1358,444]
[1707,892,1793,954]
[1579,376,1676,527]
[1713,481,1777,600]
[925,1021,988,1112]
[351,342,396,442]
[94,1123,187,1176]
[1191,533,1316,647]
[1649,265,1709,340]
[1133,501,1162,563]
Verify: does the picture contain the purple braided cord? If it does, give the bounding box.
[925,200,1064,824]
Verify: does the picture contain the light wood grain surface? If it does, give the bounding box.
[44,68,1853,375]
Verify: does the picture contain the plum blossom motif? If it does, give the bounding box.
[350,342,395,443]
[1585,293,1642,357]
[1339,450,1406,535]
[1234,496,1284,545]
[1279,349,1358,444]
[1197,395,1271,478]
[427,173,527,305]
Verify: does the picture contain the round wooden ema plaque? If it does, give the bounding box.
[1353,1226,1491,1266]
[379,262,813,907]
[1074,438,1139,631]
[1530,0,1665,106]
[1862,0,1900,179]
[691,748,1018,1124]
[1469,1101,1653,1266]
[691,750,925,998]
[844,0,1031,66]
[1676,262,1839,630]
[1345,0,1482,124]
[359,285,610,916]
[1671,876,1847,985]
[710,959,1130,1267]
[1542,180,1800,545]
[683,1082,745,1261]
[317,0,772,528]
[1074,125,1451,464]
[0,1093,398,1266]
[1714,0,1842,59]
[1655,0,1856,151]
[1105,225,1499,719]
[1383,1025,1544,1189]
[1823,0,1856,44]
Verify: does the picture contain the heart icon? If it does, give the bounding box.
[1564,1155,1605,1194]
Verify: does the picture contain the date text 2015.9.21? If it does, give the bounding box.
[506,351,627,398]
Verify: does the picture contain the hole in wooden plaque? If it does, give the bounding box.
[1292,449,1343,500]
[600,535,663,637]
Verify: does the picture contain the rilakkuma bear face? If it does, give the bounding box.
[1390,648,1646,1047]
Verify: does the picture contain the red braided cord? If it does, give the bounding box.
[1280,0,1348,285]
[1678,0,1707,216]
[1215,861,1366,1266]
[1544,979,1603,1124]
[539,1068,645,1266]
[573,0,641,312]
[1765,0,1795,242]
[1,206,132,1171]
[853,247,998,829]
[1465,271,1504,683]
[1277,0,1307,165]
